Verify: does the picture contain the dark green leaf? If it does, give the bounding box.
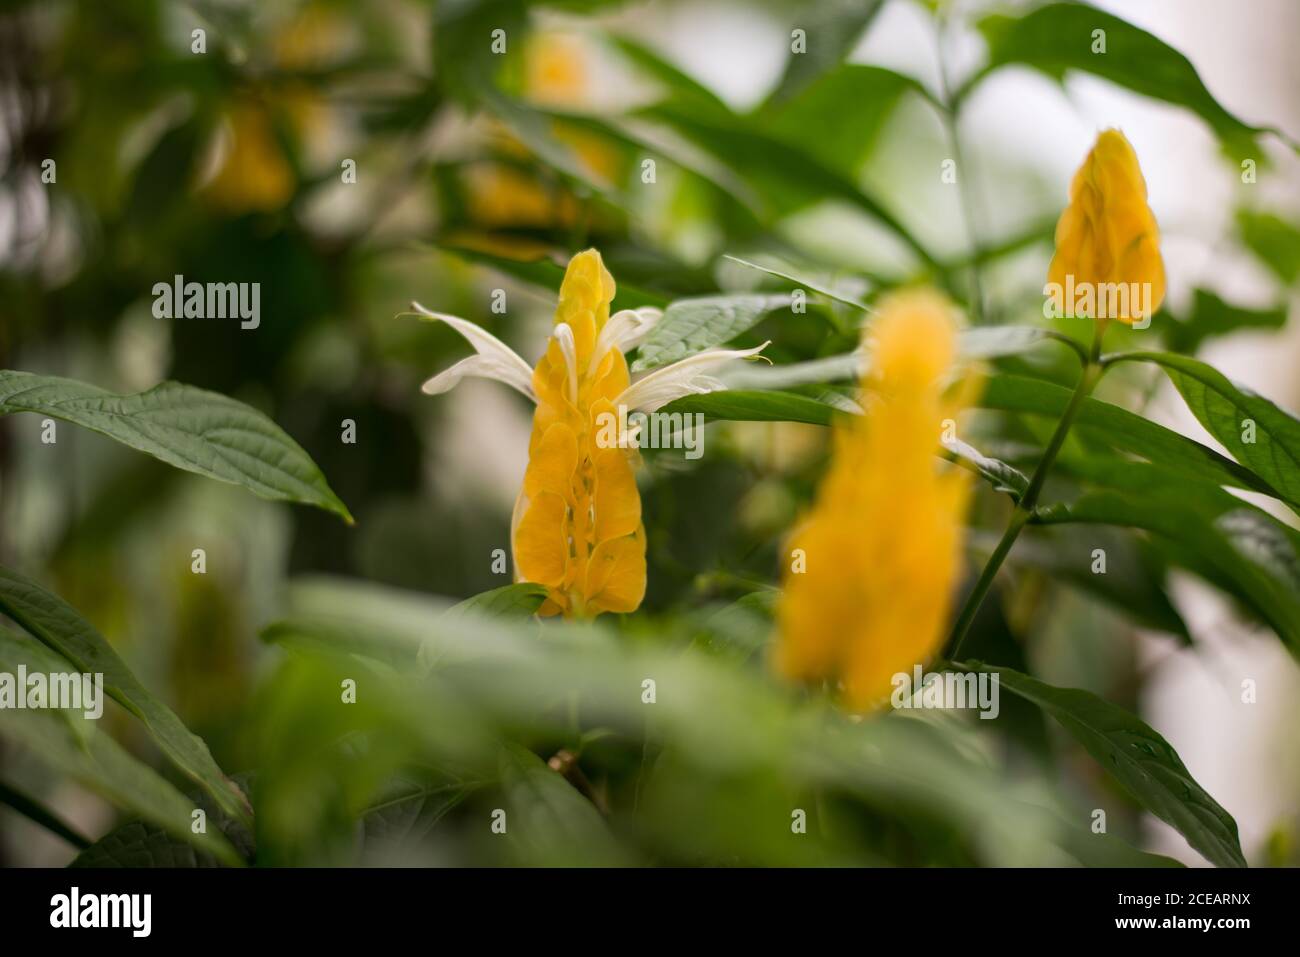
[663,389,839,426]
[965,663,1246,868]
[1165,288,1287,354]
[764,0,888,106]
[447,583,548,618]
[1036,489,1300,653]
[1237,210,1300,285]
[0,371,351,522]
[975,3,1282,153]
[763,64,922,172]
[0,627,243,866]
[0,564,252,829]
[982,373,1279,499]
[498,744,626,866]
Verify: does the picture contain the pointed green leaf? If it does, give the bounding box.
[0,370,350,522]
[447,583,548,618]
[982,373,1280,499]
[0,564,252,829]
[965,663,1246,868]
[1109,352,1300,514]
[0,627,243,866]
[974,3,1286,153]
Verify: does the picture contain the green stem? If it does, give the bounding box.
[947,323,1107,659]
[0,780,91,850]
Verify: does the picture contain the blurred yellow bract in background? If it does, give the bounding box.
[775,290,979,712]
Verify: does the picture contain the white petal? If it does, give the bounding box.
[413,302,536,402]
[553,323,578,405]
[589,307,664,374]
[615,342,770,413]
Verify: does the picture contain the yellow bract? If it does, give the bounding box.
[774,290,976,712]
[1047,129,1165,324]
[513,250,646,618]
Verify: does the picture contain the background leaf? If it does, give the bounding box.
[0,564,252,829]
[974,3,1281,152]
[0,627,244,866]
[965,663,1246,868]
[0,371,351,522]
[1111,352,1300,514]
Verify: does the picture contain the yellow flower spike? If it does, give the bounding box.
[774,289,978,713]
[415,248,768,619]
[1047,129,1165,325]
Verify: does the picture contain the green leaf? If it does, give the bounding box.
[71,776,255,867]
[691,589,778,663]
[722,254,872,310]
[1165,288,1287,354]
[0,627,243,866]
[763,64,922,172]
[609,36,731,118]
[1237,210,1300,285]
[1036,489,1300,653]
[764,0,888,106]
[959,326,1073,361]
[639,102,938,267]
[632,294,789,371]
[0,564,252,829]
[974,3,1283,153]
[1010,525,1190,640]
[72,821,228,868]
[982,373,1279,499]
[965,663,1246,868]
[498,744,626,866]
[0,370,351,522]
[1109,351,1300,514]
[447,583,548,618]
[663,389,839,426]
[362,781,476,851]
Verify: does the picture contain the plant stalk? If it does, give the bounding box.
[947,322,1107,659]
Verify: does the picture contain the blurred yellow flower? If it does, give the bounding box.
[462,31,619,229]
[415,249,764,618]
[774,290,977,712]
[204,101,296,214]
[204,6,344,215]
[1046,129,1165,324]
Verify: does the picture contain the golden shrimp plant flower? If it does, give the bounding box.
[416,249,765,618]
[774,290,978,713]
[1046,129,1165,325]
